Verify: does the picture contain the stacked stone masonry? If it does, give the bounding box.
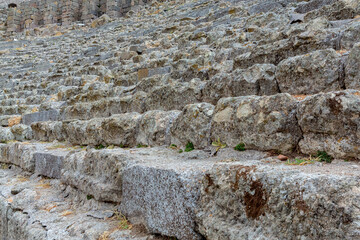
[4,0,149,32]
[0,0,359,239]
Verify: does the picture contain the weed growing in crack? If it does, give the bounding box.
[184,141,194,152]
[316,151,333,163]
[234,143,246,151]
[95,144,106,150]
[136,144,148,148]
[114,211,132,230]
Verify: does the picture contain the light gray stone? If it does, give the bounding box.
[345,42,360,90]
[297,90,360,159]
[34,151,67,179]
[170,102,214,149]
[211,94,302,153]
[137,110,181,147]
[276,49,342,94]
[61,149,127,203]
[22,109,59,126]
[197,161,360,240]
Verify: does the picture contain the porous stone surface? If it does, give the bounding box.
[0,166,162,240]
[297,90,360,159]
[211,94,302,153]
[276,49,343,94]
[345,42,360,89]
[170,102,214,148]
[0,0,360,239]
[197,161,360,240]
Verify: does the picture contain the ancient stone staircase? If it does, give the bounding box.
[0,0,359,239]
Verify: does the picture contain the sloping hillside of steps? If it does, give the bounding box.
[0,142,359,240]
[0,0,360,239]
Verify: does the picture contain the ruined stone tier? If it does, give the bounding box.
[5,0,149,32]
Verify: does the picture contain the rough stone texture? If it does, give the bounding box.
[4,0,148,32]
[1,0,360,238]
[100,113,142,147]
[120,160,208,240]
[276,49,342,94]
[0,142,38,171]
[34,150,67,179]
[0,127,14,141]
[136,110,180,147]
[10,124,32,141]
[211,94,302,153]
[22,109,59,126]
[345,42,360,90]
[31,121,64,142]
[61,149,127,203]
[170,102,214,149]
[0,166,160,240]
[203,64,279,104]
[90,14,111,28]
[197,161,360,240]
[297,90,360,159]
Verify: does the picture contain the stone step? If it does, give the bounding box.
[0,105,40,116]
[30,90,360,159]
[0,142,358,239]
[0,166,163,240]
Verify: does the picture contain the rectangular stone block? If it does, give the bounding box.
[22,110,59,126]
[34,151,66,179]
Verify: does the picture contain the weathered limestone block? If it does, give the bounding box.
[297,90,360,159]
[0,167,126,240]
[90,13,111,28]
[100,113,141,147]
[341,22,360,50]
[61,149,127,202]
[0,127,14,142]
[31,121,65,142]
[170,103,214,149]
[203,64,278,104]
[64,118,102,146]
[120,153,214,240]
[197,162,360,240]
[145,81,203,111]
[295,0,336,14]
[276,49,342,94]
[10,124,32,141]
[345,42,360,90]
[0,142,37,171]
[137,110,181,147]
[211,94,302,153]
[106,92,147,115]
[34,150,67,179]
[22,109,59,125]
[303,0,360,21]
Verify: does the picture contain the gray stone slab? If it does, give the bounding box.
[22,109,59,126]
[34,151,67,179]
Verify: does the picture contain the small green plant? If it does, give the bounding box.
[169,144,177,149]
[184,141,194,152]
[285,156,320,166]
[114,211,132,230]
[86,195,93,200]
[95,144,105,150]
[178,149,183,153]
[212,138,227,152]
[136,144,148,148]
[234,143,245,151]
[316,151,333,163]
